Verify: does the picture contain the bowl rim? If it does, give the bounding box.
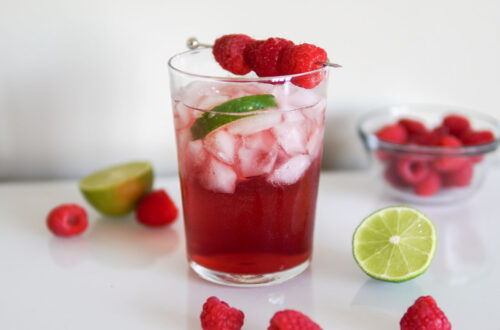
[357,103,500,156]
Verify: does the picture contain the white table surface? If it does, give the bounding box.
[1,170,499,330]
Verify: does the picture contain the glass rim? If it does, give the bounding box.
[168,48,329,82]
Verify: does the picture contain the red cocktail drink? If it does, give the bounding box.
[169,47,328,286]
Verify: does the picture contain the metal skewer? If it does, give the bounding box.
[186,37,342,68]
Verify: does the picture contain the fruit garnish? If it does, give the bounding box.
[268,310,322,330]
[400,296,451,330]
[187,36,336,89]
[47,204,88,237]
[135,189,178,227]
[212,34,255,75]
[190,94,277,139]
[278,43,328,89]
[244,37,294,77]
[79,161,153,216]
[200,296,244,330]
[352,206,437,282]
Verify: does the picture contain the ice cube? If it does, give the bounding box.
[186,139,206,170]
[302,99,326,125]
[275,84,321,110]
[267,154,311,186]
[204,129,236,165]
[273,122,308,156]
[226,112,282,136]
[237,131,278,177]
[307,126,324,159]
[173,102,196,129]
[197,94,231,111]
[199,157,237,194]
[283,109,306,123]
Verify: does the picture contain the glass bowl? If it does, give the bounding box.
[358,104,500,204]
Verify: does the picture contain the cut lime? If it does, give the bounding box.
[190,94,277,139]
[79,161,154,216]
[352,206,437,282]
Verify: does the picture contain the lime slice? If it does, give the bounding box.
[352,206,437,282]
[79,161,154,216]
[190,94,277,139]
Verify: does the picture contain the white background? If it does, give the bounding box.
[1,0,499,180]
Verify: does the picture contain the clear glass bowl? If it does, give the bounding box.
[358,104,500,204]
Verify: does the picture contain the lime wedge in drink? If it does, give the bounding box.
[79,161,154,216]
[190,94,277,139]
[352,206,437,282]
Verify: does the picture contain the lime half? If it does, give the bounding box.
[190,94,277,139]
[79,161,153,216]
[352,206,437,282]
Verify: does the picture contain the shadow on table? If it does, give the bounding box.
[48,216,180,269]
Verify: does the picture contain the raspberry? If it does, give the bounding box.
[396,156,430,184]
[278,43,328,89]
[213,34,255,75]
[375,124,408,144]
[135,189,178,227]
[461,130,495,145]
[384,161,410,188]
[442,114,470,137]
[416,126,448,146]
[268,310,322,330]
[244,38,294,77]
[46,204,88,237]
[398,118,427,142]
[414,170,441,197]
[200,296,244,330]
[442,160,474,187]
[400,296,451,330]
[432,135,467,172]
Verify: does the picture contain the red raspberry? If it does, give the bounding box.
[416,126,449,146]
[400,296,451,330]
[46,204,88,237]
[213,34,255,75]
[396,156,430,184]
[442,114,470,137]
[398,118,427,142]
[432,135,467,172]
[200,296,244,330]
[268,310,322,330]
[442,160,474,187]
[414,170,441,197]
[384,161,410,188]
[244,38,294,77]
[278,43,328,89]
[375,124,408,144]
[461,130,495,145]
[135,189,178,227]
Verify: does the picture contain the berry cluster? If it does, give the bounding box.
[200,296,322,330]
[375,114,495,197]
[47,189,178,237]
[212,34,328,89]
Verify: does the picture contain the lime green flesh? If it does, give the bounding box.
[79,161,154,216]
[190,94,277,140]
[352,206,437,282]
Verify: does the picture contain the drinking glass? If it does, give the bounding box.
[168,47,329,286]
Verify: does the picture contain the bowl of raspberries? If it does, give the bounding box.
[358,104,500,203]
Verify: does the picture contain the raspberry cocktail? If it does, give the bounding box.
[168,35,330,286]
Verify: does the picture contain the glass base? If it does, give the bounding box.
[189,259,310,287]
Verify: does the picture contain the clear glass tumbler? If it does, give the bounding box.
[168,47,329,286]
